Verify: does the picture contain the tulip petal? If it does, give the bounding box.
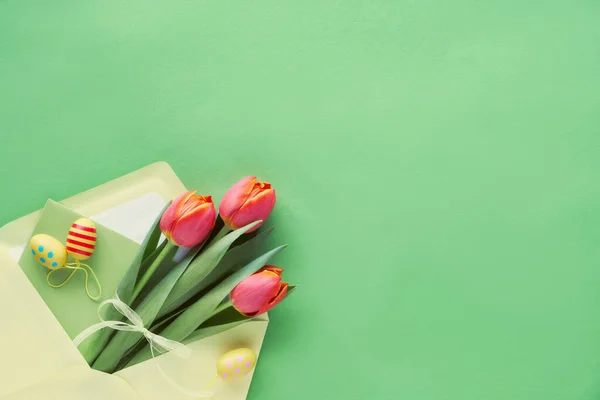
[249,182,272,198]
[256,282,288,315]
[231,270,281,316]
[170,202,217,248]
[260,265,283,276]
[219,176,257,226]
[178,191,200,215]
[229,188,276,232]
[160,190,196,235]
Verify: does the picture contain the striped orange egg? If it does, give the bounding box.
[66,218,97,260]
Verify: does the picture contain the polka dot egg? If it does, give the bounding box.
[29,234,68,270]
[216,348,257,380]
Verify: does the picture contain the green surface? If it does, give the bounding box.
[1,1,600,399]
[18,201,139,340]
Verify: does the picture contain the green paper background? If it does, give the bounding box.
[1,1,600,399]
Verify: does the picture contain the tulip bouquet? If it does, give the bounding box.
[78,176,295,373]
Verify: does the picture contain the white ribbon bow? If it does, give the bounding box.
[73,296,192,359]
[74,296,215,398]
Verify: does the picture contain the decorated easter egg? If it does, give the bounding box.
[216,348,257,380]
[66,218,97,260]
[29,234,68,270]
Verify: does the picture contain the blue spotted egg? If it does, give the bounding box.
[29,234,68,269]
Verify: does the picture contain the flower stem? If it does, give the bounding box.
[131,241,177,302]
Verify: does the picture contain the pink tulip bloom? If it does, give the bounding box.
[219,176,276,233]
[160,190,216,248]
[231,266,289,317]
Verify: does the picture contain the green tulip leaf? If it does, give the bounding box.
[131,233,212,308]
[158,220,263,317]
[135,239,168,287]
[90,221,255,372]
[120,201,171,303]
[125,245,286,368]
[182,315,268,346]
[141,215,165,263]
[92,242,184,373]
[157,226,274,319]
[200,285,296,330]
[195,227,275,293]
[77,203,168,364]
[122,316,265,368]
[128,285,297,367]
[159,245,286,342]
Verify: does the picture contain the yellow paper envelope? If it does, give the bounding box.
[0,162,269,400]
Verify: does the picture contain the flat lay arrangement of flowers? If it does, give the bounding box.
[17,173,296,398]
[81,176,295,373]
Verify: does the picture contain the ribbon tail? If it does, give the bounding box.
[72,296,210,398]
[73,321,131,347]
[151,335,193,359]
[156,364,215,399]
[146,336,211,397]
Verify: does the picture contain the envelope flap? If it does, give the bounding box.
[3,366,139,400]
[117,320,270,400]
[0,163,272,400]
[0,246,86,397]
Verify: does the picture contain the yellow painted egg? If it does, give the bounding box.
[66,218,97,261]
[216,348,257,380]
[29,234,68,270]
